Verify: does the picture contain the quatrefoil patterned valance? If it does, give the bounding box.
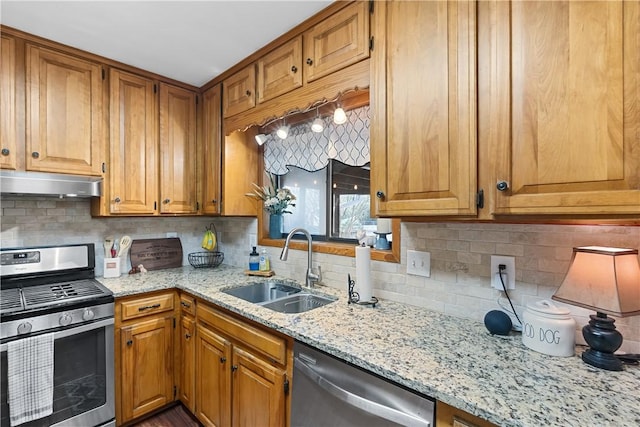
[264,105,370,176]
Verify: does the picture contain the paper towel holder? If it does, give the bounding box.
[347,274,378,307]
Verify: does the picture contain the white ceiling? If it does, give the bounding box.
[1,0,333,87]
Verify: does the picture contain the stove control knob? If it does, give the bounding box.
[82,308,95,321]
[17,322,32,335]
[59,313,73,326]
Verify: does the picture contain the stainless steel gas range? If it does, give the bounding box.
[0,243,115,427]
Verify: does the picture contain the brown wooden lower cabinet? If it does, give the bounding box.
[195,322,232,426]
[194,301,291,427]
[115,290,177,425]
[436,401,497,427]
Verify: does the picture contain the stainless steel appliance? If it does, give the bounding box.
[292,342,435,427]
[0,244,115,427]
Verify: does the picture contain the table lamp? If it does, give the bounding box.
[552,246,640,371]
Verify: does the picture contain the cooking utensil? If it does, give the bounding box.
[111,240,118,258]
[104,236,114,258]
[117,235,132,257]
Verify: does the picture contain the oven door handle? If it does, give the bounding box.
[0,318,114,351]
[294,356,431,427]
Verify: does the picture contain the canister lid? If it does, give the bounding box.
[526,300,571,318]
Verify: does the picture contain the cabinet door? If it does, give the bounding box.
[26,44,104,175]
[257,36,303,103]
[109,69,158,214]
[201,84,222,215]
[121,316,174,422]
[488,0,640,215]
[179,316,196,413]
[159,83,197,214]
[303,1,369,83]
[223,65,255,118]
[196,323,232,427]
[231,346,286,427]
[1,35,18,170]
[370,1,477,216]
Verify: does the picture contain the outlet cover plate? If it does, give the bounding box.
[491,255,515,290]
[407,250,431,277]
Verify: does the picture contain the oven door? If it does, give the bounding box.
[0,318,115,427]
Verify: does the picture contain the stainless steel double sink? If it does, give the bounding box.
[221,281,336,314]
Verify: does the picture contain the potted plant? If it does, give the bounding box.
[246,173,296,239]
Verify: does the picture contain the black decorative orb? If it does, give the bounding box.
[484,310,512,335]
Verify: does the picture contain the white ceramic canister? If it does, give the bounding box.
[522,300,576,357]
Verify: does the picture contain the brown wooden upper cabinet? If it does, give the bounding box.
[370,0,478,217]
[223,1,370,120]
[257,36,303,103]
[223,65,256,118]
[487,0,640,215]
[303,1,369,84]
[201,84,222,215]
[159,83,197,214]
[108,69,158,215]
[26,44,105,176]
[1,34,18,170]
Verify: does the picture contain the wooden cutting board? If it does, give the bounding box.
[130,238,183,271]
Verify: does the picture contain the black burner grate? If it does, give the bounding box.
[22,280,108,309]
[0,288,23,312]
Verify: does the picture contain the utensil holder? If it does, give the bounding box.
[103,257,121,278]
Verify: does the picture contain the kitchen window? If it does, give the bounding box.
[279,161,373,243]
[257,103,399,262]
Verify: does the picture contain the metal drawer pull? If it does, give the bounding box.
[181,301,191,308]
[294,357,431,427]
[138,303,161,311]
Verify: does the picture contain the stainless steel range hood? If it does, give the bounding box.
[0,171,102,197]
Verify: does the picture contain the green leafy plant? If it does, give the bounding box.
[246,173,296,215]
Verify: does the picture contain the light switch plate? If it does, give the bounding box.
[407,250,431,277]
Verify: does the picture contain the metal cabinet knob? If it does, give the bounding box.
[211,199,217,204]
[306,58,313,65]
[231,365,238,372]
[114,197,121,203]
[220,357,227,363]
[1,148,9,156]
[245,90,251,96]
[163,198,170,204]
[126,340,133,347]
[31,151,40,159]
[496,181,509,192]
[376,190,385,199]
[291,65,298,73]
[185,333,191,340]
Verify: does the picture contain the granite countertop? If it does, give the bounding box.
[100,265,640,427]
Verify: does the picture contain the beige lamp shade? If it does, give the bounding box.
[552,246,640,317]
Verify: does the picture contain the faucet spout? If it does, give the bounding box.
[280,227,322,287]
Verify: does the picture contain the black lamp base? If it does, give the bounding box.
[581,312,623,371]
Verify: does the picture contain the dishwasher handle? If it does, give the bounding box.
[294,356,431,427]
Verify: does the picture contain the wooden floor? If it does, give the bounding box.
[130,405,202,427]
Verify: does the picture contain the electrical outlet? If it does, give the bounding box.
[166,232,178,238]
[491,255,515,290]
[407,250,431,277]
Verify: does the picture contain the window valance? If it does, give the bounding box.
[264,105,370,175]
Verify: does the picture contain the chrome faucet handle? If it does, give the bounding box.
[308,265,322,285]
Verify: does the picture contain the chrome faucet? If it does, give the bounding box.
[280,227,322,288]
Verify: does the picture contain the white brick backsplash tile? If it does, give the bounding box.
[2,196,638,349]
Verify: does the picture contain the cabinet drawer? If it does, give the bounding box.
[198,303,286,365]
[120,292,175,321]
[180,294,196,317]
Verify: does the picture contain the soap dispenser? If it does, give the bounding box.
[259,248,270,271]
[249,246,260,271]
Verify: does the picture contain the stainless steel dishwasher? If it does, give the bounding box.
[291,341,435,427]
